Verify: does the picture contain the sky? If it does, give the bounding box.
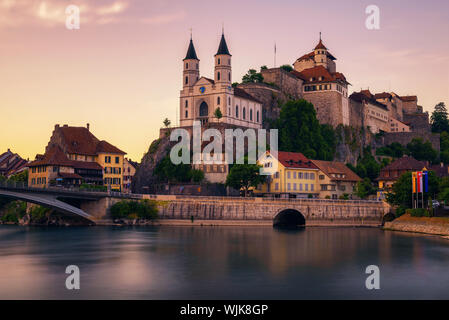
[0,0,448,162]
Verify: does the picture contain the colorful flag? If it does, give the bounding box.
[412,171,417,193]
[423,171,428,193]
[417,171,423,193]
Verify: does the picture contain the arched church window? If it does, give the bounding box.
[218,58,221,65]
[199,102,208,117]
[257,110,260,123]
[236,105,239,118]
[228,73,231,81]
[186,63,188,69]
[243,107,246,120]
[185,76,188,85]
[228,97,231,105]
[250,109,253,121]
[217,97,220,105]
[217,72,221,81]
[185,100,188,108]
[185,110,188,118]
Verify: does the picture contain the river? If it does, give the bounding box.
[1,225,448,299]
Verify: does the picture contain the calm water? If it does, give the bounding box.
[1,225,449,299]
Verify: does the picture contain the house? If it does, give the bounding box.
[376,156,426,199]
[255,151,320,198]
[0,149,28,178]
[122,158,138,193]
[310,160,362,199]
[28,124,126,190]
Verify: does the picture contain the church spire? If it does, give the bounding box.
[314,32,327,50]
[184,36,199,61]
[215,32,231,56]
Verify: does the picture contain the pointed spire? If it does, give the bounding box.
[314,32,327,50]
[215,31,231,56]
[183,35,199,61]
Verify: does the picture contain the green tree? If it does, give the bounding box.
[225,163,266,197]
[190,169,205,183]
[355,177,376,199]
[280,64,293,72]
[8,170,28,183]
[163,118,171,128]
[406,138,438,163]
[242,69,264,83]
[440,131,449,164]
[260,65,268,71]
[376,142,406,158]
[386,171,439,208]
[214,107,223,123]
[276,99,336,160]
[353,147,381,181]
[154,156,192,183]
[431,102,449,133]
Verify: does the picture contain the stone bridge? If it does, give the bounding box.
[155,195,390,226]
[0,184,390,226]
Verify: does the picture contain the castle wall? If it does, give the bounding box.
[403,113,431,134]
[260,68,303,98]
[383,132,440,151]
[402,100,419,114]
[303,91,343,128]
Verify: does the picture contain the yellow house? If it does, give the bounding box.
[28,124,125,191]
[254,151,319,198]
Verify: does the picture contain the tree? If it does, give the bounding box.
[225,163,266,197]
[353,147,380,181]
[191,169,205,183]
[376,142,406,158]
[431,102,449,133]
[214,107,223,123]
[8,170,28,183]
[153,156,191,183]
[406,138,438,163]
[242,69,264,83]
[276,99,336,160]
[280,64,293,72]
[386,171,439,208]
[355,177,376,199]
[260,65,268,71]
[163,118,171,128]
[440,131,449,164]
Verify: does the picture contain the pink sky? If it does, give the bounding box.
[1,0,448,161]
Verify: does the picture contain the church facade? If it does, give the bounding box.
[179,34,262,129]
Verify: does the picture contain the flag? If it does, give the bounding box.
[412,171,417,193]
[423,171,428,193]
[417,171,423,193]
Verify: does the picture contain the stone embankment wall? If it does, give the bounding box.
[154,196,389,226]
[384,214,449,236]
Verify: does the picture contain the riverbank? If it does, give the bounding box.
[384,214,449,236]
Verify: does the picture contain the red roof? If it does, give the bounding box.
[275,151,318,169]
[28,145,102,170]
[293,66,348,84]
[52,125,125,156]
[400,96,417,102]
[58,172,83,179]
[311,160,361,182]
[314,39,327,50]
[374,92,392,100]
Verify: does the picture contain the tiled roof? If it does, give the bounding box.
[28,146,102,170]
[374,92,392,100]
[314,39,327,50]
[400,96,417,102]
[0,150,28,176]
[58,172,83,179]
[96,140,125,154]
[234,87,262,104]
[311,160,362,182]
[293,66,348,84]
[350,91,389,111]
[53,125,125,155]
[275,151,318,169]
[295,50,336,62]
[381,156,426,172]
[430,164,449,178]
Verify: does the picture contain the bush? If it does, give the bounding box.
[395,206,407,217]
[406,208,432,217]
[0,201,26,223]
[339,193,349,200]
[110,200,158,220]
[29,206,51,222]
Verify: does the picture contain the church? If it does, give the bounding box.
[179,33,263,129]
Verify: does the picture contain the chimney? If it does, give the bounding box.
[86,123,90,131]
[63,124,68,128]
[7,148,10,152]
[55,124,60,130]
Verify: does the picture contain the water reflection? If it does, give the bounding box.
[0,226,449,299]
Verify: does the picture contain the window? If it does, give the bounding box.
[287,183,291,191]
[243,107,246,120]
[304,172,309,179]
[236,105,239,118]
[185,110,188,118]
[105,156,111,163]
[305,184,308,191]
[228,73,231,81]
[185,63,188,69]
[293,183,297,191]
[293,172,296,179]
[217,72,221,81]
[257,111,260,123]
[311,184,314,191]
[275,183,279,191]
[218,58,221,65]
[287,171,291,179]
[185,76,188,85]
[298,172,303,179]
[299,184,303,191]
[275,172,279,179]
[185,100,188,108]
[250,109,253,121]
[310,173,315,179]
[217,97,221,105]
[115,157,119,164]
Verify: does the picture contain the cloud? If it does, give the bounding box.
[140,11,186,25]
[97,1,128,16]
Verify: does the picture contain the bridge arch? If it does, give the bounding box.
[273,208,305,228]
